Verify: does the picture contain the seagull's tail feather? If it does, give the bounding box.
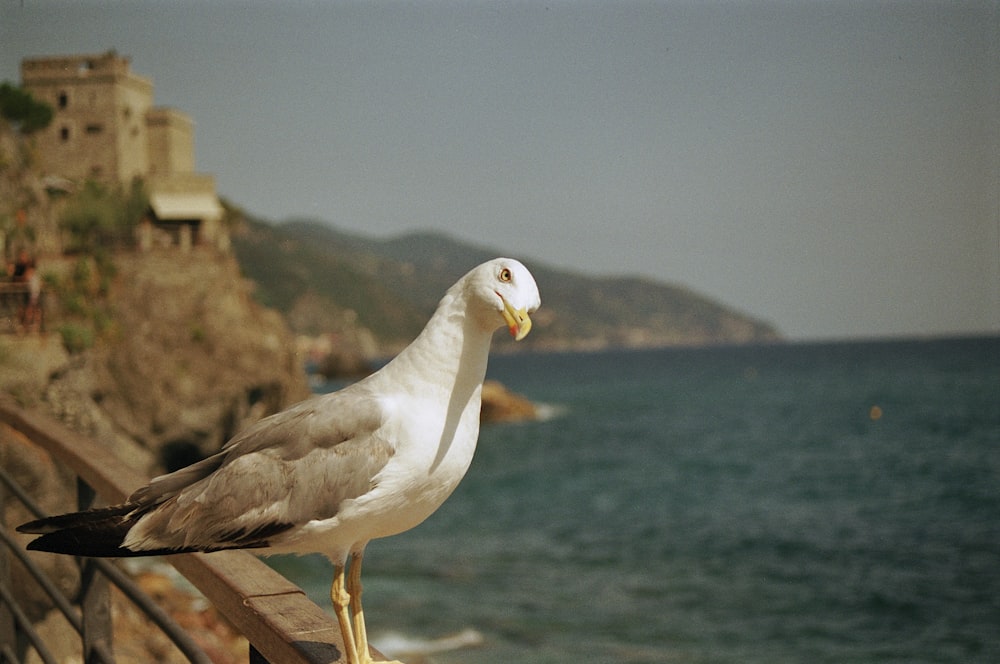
[18,505,296,557]
[17,505,191,558]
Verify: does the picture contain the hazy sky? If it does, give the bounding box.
[3,1,998,340]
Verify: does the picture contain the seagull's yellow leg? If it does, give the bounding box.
[348,551,370,663]
[331,562,361,664]
[348,551,404,664]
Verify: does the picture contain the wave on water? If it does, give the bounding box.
[372,627,485,659]
[532,401,568,422]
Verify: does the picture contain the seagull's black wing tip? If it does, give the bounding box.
[16,504,145,557]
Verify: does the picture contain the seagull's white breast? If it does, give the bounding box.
[273,385,482,556]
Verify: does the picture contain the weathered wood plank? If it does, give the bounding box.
[171,552,350,664]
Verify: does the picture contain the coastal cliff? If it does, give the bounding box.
[91,251,311,463]
[3,250,311,474]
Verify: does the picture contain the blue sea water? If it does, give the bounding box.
[269,337,1000,663]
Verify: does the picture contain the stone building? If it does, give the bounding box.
[20,52,226,250]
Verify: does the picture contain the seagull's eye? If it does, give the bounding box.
[498,268,512,283]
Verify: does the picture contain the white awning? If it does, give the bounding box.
[149,192,223,221]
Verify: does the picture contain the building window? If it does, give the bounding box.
[85,123,103,135]
[60,126,70,142]
[58,92,68,109]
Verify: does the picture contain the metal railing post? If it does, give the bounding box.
[0,476,25,663]
[77,478,114,664]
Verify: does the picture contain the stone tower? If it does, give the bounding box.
[21,52,154,184]
[20,52,225,251]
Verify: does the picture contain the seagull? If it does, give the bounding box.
[19,257,541,664]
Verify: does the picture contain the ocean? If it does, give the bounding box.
[268,336,1000,663]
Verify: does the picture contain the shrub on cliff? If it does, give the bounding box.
[46,255,117,354]
[0,82,52,134]
[59,179,147,252]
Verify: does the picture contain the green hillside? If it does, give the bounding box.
[231,216,781,353]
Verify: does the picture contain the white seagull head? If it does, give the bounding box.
[463,257,541,341]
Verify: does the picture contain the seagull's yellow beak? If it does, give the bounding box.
[501,298,533,341]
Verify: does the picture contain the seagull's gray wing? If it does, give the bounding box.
[122,385,394,552]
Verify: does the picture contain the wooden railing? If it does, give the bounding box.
[0,396,381,663]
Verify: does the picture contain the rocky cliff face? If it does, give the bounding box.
[105,251,307,465]
[21,250,310,475]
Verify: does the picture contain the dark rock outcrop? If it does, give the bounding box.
[481,379,538,423]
